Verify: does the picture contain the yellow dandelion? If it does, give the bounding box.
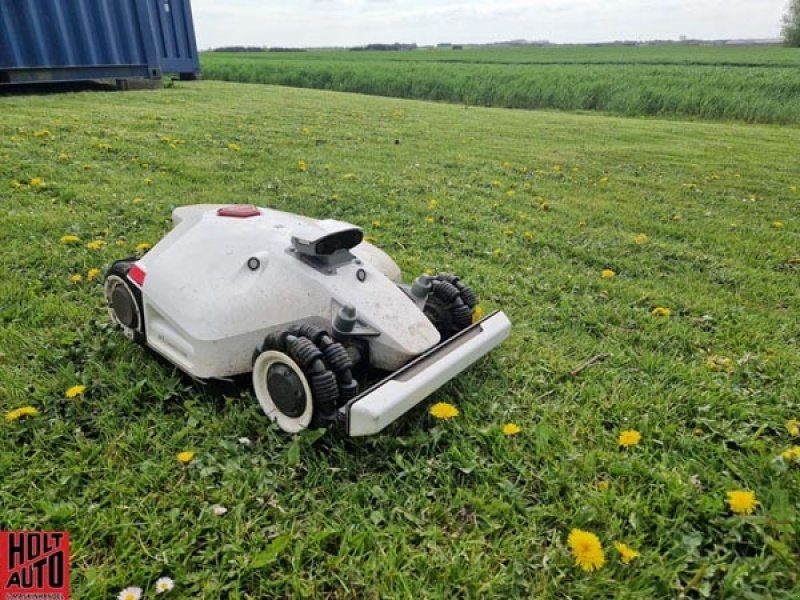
[726,489,758,515]
[87,268,101,281]
[506,190,515,197]
[144,176,153,185]
[781,446,800,462]
[177,450,195,464]
[12,180,24,189]
[634,233,648,245]
[705,356,734,373]
[567,528,605,572]
[136,242,152,253]
[363,235,377,243]
[371,220,381,228]
[787,419,800,437]
[599,176,609,184]
[297,159,307,172]
[472,305,484,323]
[601,269,616,279]
[618,430,641,448]
[115,239,125,247]
[552,164,562,172]
[61,234,80,243]
[301,127,311,135]
[86,240,106,250]
[425,215,435,224]
[227,142,241,152]
[651,307,671,317]
[30,177,43,187]
[65,384,86,398]
[33,129,52,138]
[69,273,83,284]
[597,480,610,492]
[429,402,459,420]
[772,221,784,229]
[492,248,503,258]
[523,231,534,241]
[5,406,40,423]
[58,152,70,161]
[614,542,640,565]
[132,197,144,204]
[427,198,438,211]
[502,423,521,436]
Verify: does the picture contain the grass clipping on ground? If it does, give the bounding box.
[1,81,799,598]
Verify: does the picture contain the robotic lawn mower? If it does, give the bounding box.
[104,204,511,436]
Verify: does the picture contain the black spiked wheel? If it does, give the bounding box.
[254,325,360,429]
[422,273,481,339]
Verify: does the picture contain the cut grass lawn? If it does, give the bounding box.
[1,80,799,598]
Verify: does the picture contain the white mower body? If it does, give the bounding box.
[105,204,511,436]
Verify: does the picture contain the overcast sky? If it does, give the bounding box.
[190,0,788,49]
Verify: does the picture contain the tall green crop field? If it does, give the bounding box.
[201,46,800,123]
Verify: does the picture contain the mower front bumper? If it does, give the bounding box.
[344,311,511,436]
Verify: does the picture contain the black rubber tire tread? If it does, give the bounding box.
[310,371,339,405]
[286,336,323,369]
[452,303,474,329]
[432,279,461,303]
[291,324,326,344]
[322,342,354,374]
[458,286,479,309]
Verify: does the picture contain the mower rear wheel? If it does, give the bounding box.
[104,259,145,343]
[252,350,314,433]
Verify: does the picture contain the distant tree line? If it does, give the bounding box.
[349,43,418,52]
[212,46,307,53]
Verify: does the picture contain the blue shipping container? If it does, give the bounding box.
[0,0,200,84]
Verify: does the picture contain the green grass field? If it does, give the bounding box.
[1,80,799,598]
[201,46,800,124]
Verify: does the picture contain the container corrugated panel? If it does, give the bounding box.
[0,0,200,84]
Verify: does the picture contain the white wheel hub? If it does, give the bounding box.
[252,350,313,433]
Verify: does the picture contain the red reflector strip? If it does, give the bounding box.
[128,264,146,287]
[217,205,261,218]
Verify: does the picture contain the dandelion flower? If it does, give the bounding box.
[599,176,609,184]
[726,489,758,515]
[58,152,70,161]
[177,450,195,464]
[425,215,435,224]
[567,528,605,572]
[69,273,83,284]
[87,268,101,281]
[61,234,80,243]
[705,356,734,373]
[371,220,381,228]
[86,240,106,250]
[601,269,615,279]
[502,423,521,436]
[155,577,174,593]
[30,177,43,187]
[429,402,459,420]
[227,143,241,152]
[492,248,503,258]
[427,198,438,211]
[472,305,484,323]
[132,197,144,204]
[136,242,152,253]
[614,542,640,564]
[787,419,800,437]
[5,406,40,423]
[618,430,641,448]
[772,221,784,229]
[117,587,142,600]
[212,504,228,516]
[634,233,648,245]
[297,159,307,172]
[597,480,610,492]
[781,446,800,462]
[65,384,86,398]
[523,231,534,241]
[651,307,671,317]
